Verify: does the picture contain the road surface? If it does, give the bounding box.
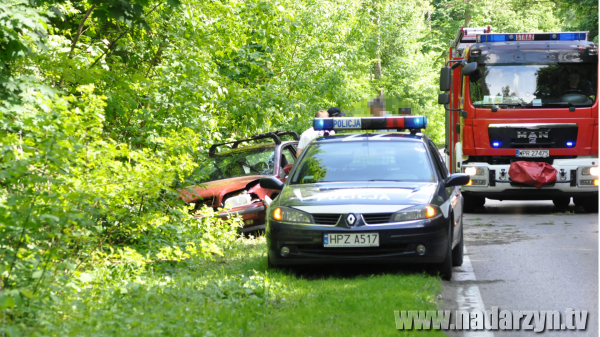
[443,199,598,336]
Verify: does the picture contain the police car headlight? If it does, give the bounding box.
[392,205,441,222]
[271,206,311,223]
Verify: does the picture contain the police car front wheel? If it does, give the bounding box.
[435,225,454,281]
[452,220,464,267]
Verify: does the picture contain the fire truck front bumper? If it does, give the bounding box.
[460,157,599,200]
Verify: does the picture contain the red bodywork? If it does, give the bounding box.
[445,47,599,174]
[181,175,282,230]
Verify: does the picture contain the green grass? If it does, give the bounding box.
[30,237,444,336]
[553,211,575,215]
[466,218,482,221]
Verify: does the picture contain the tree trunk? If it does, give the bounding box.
[464,0,471,27]
[373,0,382,94]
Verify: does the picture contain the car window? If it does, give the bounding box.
[281,146,296,167]
[427,140,448,179]
[194,146,275,182]
[290,141,435,184]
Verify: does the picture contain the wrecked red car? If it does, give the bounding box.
[182,131,299,232]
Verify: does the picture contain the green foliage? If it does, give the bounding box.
[29,237,443,336]
[555,0,598,42]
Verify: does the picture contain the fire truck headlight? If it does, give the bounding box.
[582,167,599,176]
[464,167,486,176]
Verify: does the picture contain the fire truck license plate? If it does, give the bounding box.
[516,150,549,158]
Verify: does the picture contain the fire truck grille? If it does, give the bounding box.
[488,125,578,149]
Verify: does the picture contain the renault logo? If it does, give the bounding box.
[346,214,356,225]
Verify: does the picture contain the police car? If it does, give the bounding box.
[259,116,470,280]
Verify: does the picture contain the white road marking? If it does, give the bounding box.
[453,246,495,336]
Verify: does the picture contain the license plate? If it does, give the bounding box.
[324,233,379,247]
[516,150,549,158]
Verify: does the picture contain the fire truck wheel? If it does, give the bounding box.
[574,196,598,213]
[463,195,485,213]
[582,196,598,213]
[552,197,570,212]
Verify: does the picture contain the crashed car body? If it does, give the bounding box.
[181,132,299,232]
[259,116,470,280]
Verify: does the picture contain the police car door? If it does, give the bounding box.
[427,140,462,241]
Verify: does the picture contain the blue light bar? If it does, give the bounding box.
[566,141,574,147]
[478,32,588,43]
[313,116,427,131]
[405,116,426,129]
[313,118,333,131]
[492,142,500,147]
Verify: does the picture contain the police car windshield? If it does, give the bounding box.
[194,146,276,182]
[470,63,597,107]
[290,141,435,184]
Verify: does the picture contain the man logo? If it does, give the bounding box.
[517,131,549,144]
[347,214,356,225]
[529,133,537,144]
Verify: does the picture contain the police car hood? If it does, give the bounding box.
[278,181,437,213]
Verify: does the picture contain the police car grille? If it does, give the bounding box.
[362,213,393,224]
[311,214,341,225]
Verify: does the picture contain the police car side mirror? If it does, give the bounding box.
[444,173,470,187]
[462,62,478,76]
[260,176,284,190]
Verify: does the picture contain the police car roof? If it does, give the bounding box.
[313,132,427,143]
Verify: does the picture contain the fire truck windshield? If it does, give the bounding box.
[470,63,597,108]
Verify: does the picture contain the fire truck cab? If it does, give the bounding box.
[439,28,599,212]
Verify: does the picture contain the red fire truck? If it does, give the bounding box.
[438,27,598,212]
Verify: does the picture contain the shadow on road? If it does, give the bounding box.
[466,199,593,215]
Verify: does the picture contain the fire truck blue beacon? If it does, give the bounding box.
[258,115,470,280]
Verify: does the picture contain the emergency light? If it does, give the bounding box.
[313,116,427,131]
[477,32,588,43]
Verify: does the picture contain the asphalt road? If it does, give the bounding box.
[443,199,598,336]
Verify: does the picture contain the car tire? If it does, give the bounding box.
[463,195,485,213]
[552,197,570,212]
[436,226,453,281]
[580,196,599,213]
[452,217,464,267]
[267,254,274,270]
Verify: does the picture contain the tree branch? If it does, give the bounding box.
[89,2,163,69]
[69,5,96,59]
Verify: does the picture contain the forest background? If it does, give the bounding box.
[0,0,597,334]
